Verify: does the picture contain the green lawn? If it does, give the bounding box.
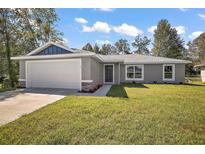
[0,84,15,93]
[0,83,205,144]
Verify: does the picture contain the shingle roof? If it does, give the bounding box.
[96,54,191,64]
[11,41,191,64]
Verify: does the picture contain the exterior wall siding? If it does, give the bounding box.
[81,57,91,80]
[18,57,186,88]
[114,63,120,84]
[90,57,103,84]
[120,63,185,83]
[201,66,205,82]
[19,60,26,79]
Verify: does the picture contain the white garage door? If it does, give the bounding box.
[26,59,81,90]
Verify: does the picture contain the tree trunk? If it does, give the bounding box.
[3,11,15,87]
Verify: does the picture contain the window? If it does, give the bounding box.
[163,64,175,81]
[126,65,144,80]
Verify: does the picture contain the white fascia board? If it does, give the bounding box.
[11,53,95,60]
[124,61,191,64]
[27,41,75,56]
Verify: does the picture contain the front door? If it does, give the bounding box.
[104,64,114,83]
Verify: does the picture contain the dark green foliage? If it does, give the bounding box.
[152,19,185,59]
[132,35,151,54]
[115,39,130,54]
[99,43,117,55]
[82,43,93,52]
[93,43,100,54]
[0,8,63,88]
[187,33,205,63]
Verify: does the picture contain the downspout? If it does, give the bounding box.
[118,63,121,85]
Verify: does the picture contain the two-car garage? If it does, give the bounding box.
[26,59,82,90]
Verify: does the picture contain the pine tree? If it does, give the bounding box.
[82,43,93,52]
[99,44,117,55]
[132,35,151,54]
[115,39,130,54]
[152,19,185,59]
[189,32,205,63]
[93,43,100,54]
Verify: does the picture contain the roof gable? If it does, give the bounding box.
[27,42,75,56]
[35,44,72,55]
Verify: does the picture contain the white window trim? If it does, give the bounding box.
[163,64,175,81]
[125,65,144,81]
[103,64,115,84]
[18,79,26,82]
[81,80,93,83]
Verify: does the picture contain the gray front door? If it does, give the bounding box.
[104,65,114,83]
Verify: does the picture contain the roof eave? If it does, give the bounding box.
[11,53,95,60]
[124,61,191,65]
[26,42,75,56]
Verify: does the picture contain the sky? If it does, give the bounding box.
[55,8,205,50]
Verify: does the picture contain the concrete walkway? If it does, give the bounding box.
[77,85,112,96]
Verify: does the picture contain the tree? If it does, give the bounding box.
[115,39,130,54]
[189,32,205,63]
[0,8,63,88]
[0,9,16,87]
[185,33,205,76]
[14,8,63,53]
[93,43,100,54]
[99,44,117,55]
[152,19,185,59]
[82,43,93,52]
[132,35,151,54]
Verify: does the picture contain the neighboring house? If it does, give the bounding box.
[195,63,205,82]
[11,42,191,90]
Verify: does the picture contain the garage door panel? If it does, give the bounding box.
[26,59,81,89]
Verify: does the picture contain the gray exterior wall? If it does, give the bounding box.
[18,57,186,87]
[114,63,120,84]
[120,63,185,83]
[19,57,104,85]
[81,57,91,80]
[90,58,103,84]
[201,66,205,82]
[81,57,103,84]
[19,60,26,79]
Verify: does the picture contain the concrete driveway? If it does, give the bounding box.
[0,88,77,126]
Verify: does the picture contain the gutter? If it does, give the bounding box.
[11,53,95,60]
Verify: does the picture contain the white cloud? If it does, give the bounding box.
[189,31,203,39]
[63,38,68,44]
[74,17,88,24]
[96,40,111,44]
[147,26,157,34]
[179,8,189,12]
[113,23,143,37]
[82,21,111,33]
[95,8,114,12]
[82,25,94,32]
[174,26,186,34]
[198,13,205,20]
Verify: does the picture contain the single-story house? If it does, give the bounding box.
[11,42,191,90]
[194,63,205,82]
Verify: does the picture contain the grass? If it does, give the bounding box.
[0,84,14,93]
[186,75,202,83]
[0,83,205,144]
